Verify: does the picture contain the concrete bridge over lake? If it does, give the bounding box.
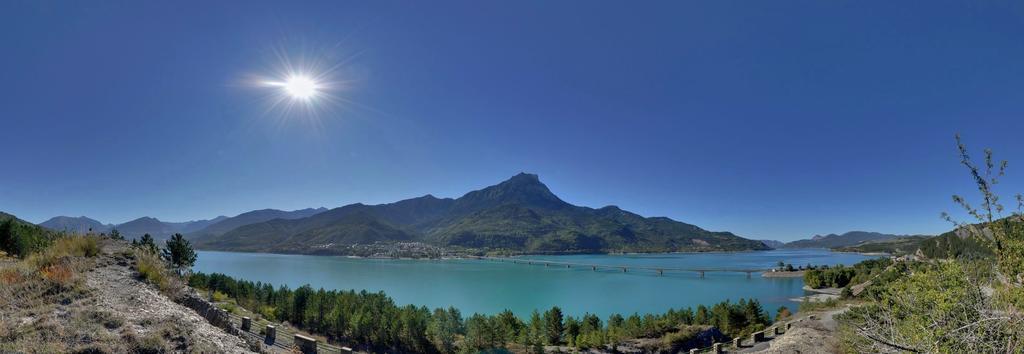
[469,256,772,278]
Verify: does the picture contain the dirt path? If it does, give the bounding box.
[85,241,255,353]
[742,306,852,354]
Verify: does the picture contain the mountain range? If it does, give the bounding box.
[39,216,112,234]
[39,208,327,242]
[195,173,769,254]
[779,231,922,249]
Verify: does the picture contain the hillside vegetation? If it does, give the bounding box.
[830,236,930,255]
[827,136,1024,353]
[190,270,777,353]
[1,227,255,353]
[784,231,912,249]
[1,212,60,258]
[197,173,768,254]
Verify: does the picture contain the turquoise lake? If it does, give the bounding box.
[194,249,878,319]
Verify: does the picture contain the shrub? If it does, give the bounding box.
[0,265,29,285]
[0,216,56,258]
[136,251,169,291]
[798,298,839,312]
[838,261,1021,352]
[80,310,125,330]
[41,263,74,285]
[28,236,100,269]
[134,333,168,354]
[219,302,238,314]
[660,325,702,350]
[212,290,229,302]
[257,305,277,321]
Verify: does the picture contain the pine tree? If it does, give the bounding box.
[543,306,564,345]
[162,233,197,274]
[139,233,159,254]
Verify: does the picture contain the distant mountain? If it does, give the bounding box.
[186,208,327,239]
[39,208,326,243]
[831,236,932,255]
[758,240,786,249]
[197,173,769,255]
[40,215,229,242]
[783,231,915,249]
[178,216,230,234]
[116,217,184,241]
[40,216,113,234]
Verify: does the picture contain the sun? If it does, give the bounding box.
[281,75,319,100]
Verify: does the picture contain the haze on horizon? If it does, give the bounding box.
[2,1,1022,242]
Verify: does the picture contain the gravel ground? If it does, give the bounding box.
[84,240,256,353]
[743,306,850,354]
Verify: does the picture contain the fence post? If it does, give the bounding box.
[241,317,251,332]
[265,325,276,345]
[752,331,765,342]
[294,334,318,354]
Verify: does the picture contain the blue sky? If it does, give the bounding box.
[1,1,1022,241]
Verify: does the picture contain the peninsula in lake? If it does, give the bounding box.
[195,173,769,255]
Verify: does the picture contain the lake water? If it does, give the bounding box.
[194,249,878,319]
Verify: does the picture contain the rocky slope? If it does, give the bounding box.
[0,238,257,353]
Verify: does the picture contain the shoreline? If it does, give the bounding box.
[194,248,885,263]
[762,270,805,278]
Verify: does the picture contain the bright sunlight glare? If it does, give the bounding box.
[282,75,319,99]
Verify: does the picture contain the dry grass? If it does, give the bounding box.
[2,238,243,353]
[134,248,186,298]
[0,265,96,353]
[26,235,99,269]
[136,250,169,289]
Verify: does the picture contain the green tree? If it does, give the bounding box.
[563,316,581,347]
[110,227,123,240]
[774,306,791,322]
[943,135,1024,302]
[428,307,462,354]
[464,313,498,352]
[139,233,159,254]
[162,233,197,274]
[492,309,521,343]
[543,306,564,345]
[695,304,709,325]
[841,286,854,299]
[0,216,53,257]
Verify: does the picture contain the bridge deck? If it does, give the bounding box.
[470,256,770,275]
